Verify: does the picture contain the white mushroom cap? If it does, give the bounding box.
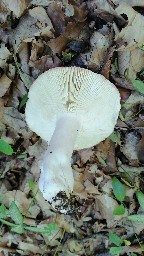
[26,67,120,149]
[25,67,120,211]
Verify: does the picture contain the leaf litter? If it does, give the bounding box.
[0,0,144,255]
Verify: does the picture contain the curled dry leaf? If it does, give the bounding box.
[0,74,11,97]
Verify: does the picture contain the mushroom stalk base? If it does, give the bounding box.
[39,114,80,202]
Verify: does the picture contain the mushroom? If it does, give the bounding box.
[25,67,120,211]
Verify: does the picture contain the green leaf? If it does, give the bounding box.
[131,80,144,95]
[139,44,144,50]
[0,204,7,219]
[136,190,144,209]
[109,232,123,246]
[124,239,131,246]
[110,246,122,255]
[11,225,24,234]
[44,223,59,236]
[113,204,125,215]
[9,201,23,225]
[109,132,121,144]
[128,214,144,223]
[0,139,13,155]
[19,94,28,110]
[28,179,35,192]
[24,223,59,236]
[119,111,125,121]
[112,177,126,202]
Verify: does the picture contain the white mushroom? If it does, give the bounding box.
[25,67,120,210]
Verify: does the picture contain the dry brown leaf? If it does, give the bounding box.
[47,2,66,36]
[0,44,11,69]
[84,179,100,195]
[29,6,53,30]
[67,239,84,254]
[48,21,85,54]
[18,42,30,74]
[0,3,8,25]
[31,0,52,5]
[113,0,144,7]
[137,131,144,164]
[121,132,139,162]
[78,148,94,164]
[116,6,144,47]
[0,98,4,120]
[0,74,11,97]
[115,4,144,79]
[4,190,30,213]
[95,194,125,227]
[1,0,28,18]
[29,54,62,71]
[10,10,53,53]
[17,242,41,254]
[118,49,144,80]
[56,214,75,233]
[90,31,110,68]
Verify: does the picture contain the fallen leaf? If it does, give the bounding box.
[137,131,144,163]
[48,21,85,54]
[3,190,30,214]
[29,6,53,30]
[95,194,124,227]
[115,4,144,79]
[0,74,12,97]
[1,0,28,18]
[0,44,11,69]
[84,179,100,195]
[18,242,41,254]
[113,0,144,7]
[0,98,4,120]
[47,2,66,36]
[121,132,139,162]
[118,49,144,80]
[29,54,62,71]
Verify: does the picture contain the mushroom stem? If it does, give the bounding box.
[49,114,80,157]
[39,114,80,201]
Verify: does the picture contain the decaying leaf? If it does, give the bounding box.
[1,0,28,18]
[95,194,125,227]
[9,8,54,53]
[115,4,144,79]
[0,44,11,69]
[122,132,139,163]
[0,74,12,97]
